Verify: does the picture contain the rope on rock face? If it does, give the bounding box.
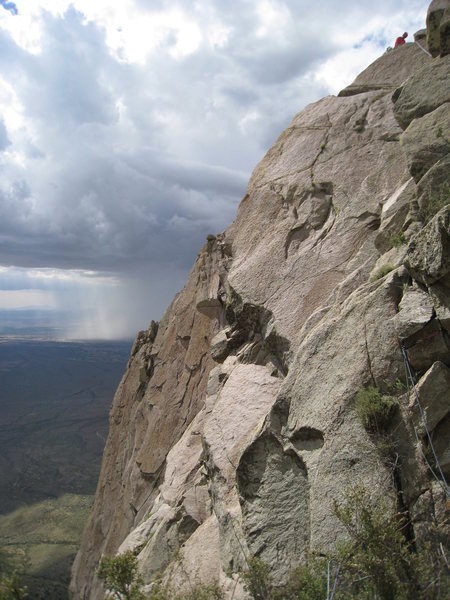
[329,564,341,600]
[401,344,450,499]
[414,40,432,57]
[327,560,331,599]
[411,417,447,496]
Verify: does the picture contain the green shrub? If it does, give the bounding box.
[240,487,448,600]
[147,580,224,600]
[370,264,395,282]
[97,551,145,600]
[333,486,448,600]
[393,378,406,392]
[146,581,169,600]
[272,559,328,600]
[178,582,224,599]
[241,557,272,600]
[0,573,28,600]
[418,182,450,224]
[381,377,407,395]
[354,386,397,432]
[390,231,406,247]
[241,555,339,600]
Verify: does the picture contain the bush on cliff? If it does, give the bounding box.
[370,264,395,282]
[354,386,397,433]
[147,581,223,600]
[332,486,443,600]
[97,553,225,600]
[241,486,449,600]
[97,551,145,600]
[418,182,450,224]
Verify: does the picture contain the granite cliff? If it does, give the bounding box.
[71,4,450,598]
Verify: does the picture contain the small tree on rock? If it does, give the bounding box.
[97,551,145,600]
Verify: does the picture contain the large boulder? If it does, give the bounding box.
[416,155,450,213]
[441,6,450,56]
[400,103,450,182]
[393,54,450,129]
[405,206,450,284]
[429,279,450,332]
[393,286,435,339]
[426,0,450,56]
[409,361,450,433]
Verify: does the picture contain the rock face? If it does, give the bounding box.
[427,0,450,56]
[71,9,450,600]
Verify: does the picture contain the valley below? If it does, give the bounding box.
[0,339,132,598]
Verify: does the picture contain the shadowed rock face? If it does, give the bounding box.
[237,434,309,577]
[427,0,450,57]
[71,7,450,599]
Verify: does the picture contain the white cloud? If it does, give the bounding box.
[255,0,291,40]
[0,0,431,337]
[315,43,382,94]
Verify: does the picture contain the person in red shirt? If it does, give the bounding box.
[395,32,408,47]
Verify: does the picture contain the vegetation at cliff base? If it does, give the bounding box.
[97,552,225,600]
[242,556,328,600]
[146,581,224,600]
[241,557,272,600]
[240,486,449,600]
[98,485,448,599]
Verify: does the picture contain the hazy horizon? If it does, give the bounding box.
[0,307,137,340]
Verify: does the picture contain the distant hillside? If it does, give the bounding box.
[0,494,93,599]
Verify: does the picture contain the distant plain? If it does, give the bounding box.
[0,335,132,597]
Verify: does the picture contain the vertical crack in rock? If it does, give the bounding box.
[310,113,332,187]
[363,317,377,387]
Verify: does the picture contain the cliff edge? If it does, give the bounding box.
[71,6,450,598]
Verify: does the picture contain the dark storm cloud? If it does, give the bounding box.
[0,0,430,332]
[0,6,252,277]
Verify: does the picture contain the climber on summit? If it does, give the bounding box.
[395,32,408,47]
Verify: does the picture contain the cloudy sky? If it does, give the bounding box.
[0,0,429,339]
